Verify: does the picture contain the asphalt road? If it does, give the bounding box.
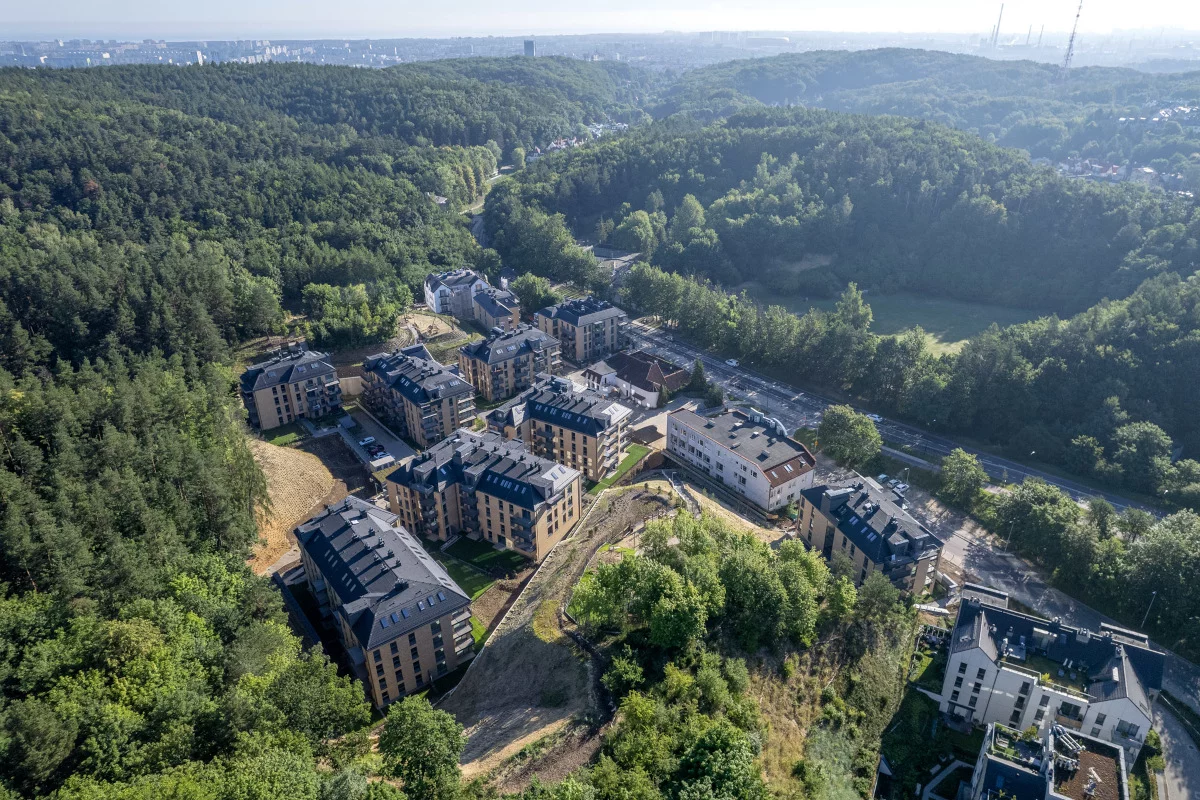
[1155,703,1200,800]
[626,322,1155,513]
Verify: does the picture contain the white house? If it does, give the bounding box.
[582,349,690,408]
[666,408,816,512]
[424,269,489,319]
[940,587,1163,763]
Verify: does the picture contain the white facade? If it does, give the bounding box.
[941,643,1153,763]
[424,270,488,318]
[583,366,658,408]
[666,411,815,511]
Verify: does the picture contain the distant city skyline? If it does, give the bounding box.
[4,0,1200,41]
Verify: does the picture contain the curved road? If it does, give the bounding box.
[626,322,1156,513]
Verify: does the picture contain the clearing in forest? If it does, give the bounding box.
[247,438,335,575]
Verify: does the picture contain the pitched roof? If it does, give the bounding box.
[387,429,579,511]
[425,268,485,292]
[294,497,470,650]
[473,289,519,320]
[241,346,337,392]
[460,324,556,365]
[671,408,816,487]
[801,479,939,564]
[362,345,473,405]
[535,296,626,327]
[489,376,631,437]
[600,349,690,394]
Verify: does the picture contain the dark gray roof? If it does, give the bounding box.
[362,345,473,405]
[536,296,626,327]
[951,598,1164,716]
[588,349,690,394]
[980,757,1046,800]
[488,376,631,437]
[387,429,579,511]
[473,289,518,319]
[241,347,336,392]
[460,324,555,366]
[295,497,470,650]
[801,478,939,562]
[425,268,485,292]
[673,409,816,487]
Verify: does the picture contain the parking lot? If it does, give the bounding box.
[339,408,417,469]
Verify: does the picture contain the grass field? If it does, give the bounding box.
[588,444,651,495]
[438,557,495,601]
[246,438,334,575]
[743,286,1040,354]
[264,422,307,447]
[446,536,529,573]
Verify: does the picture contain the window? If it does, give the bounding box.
[378,678,387,690]
[951,690,960,702]
[1039,696,1050,707]
[375,664,384,677]
[973,682,982,694]
[409,633,417,646]
[1115,720,1140,738]
[437,662,448,676]
[1019,681,1031,696]
[1095,713,1107,726]
[968,696,978,708]
[382,692,391,704]
[373,650,382,663]
[1034,709,1045,722]
[393,656,401,669]
[415,673,424,687]
[1010,710,1022,725]
[390,642,399,655]
[1091,727,1101,736]
[954,677,963,688]
[411,647,420,660]
[1015,696,1026,710]
[958,662,968,675]
[413,661,421,675]
[976,668,987,680]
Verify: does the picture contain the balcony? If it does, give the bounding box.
[452,608,471,625]
[1054,713,1084,731]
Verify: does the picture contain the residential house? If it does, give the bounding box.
[458,324,561,403]
[386,429,582,561]
[962,722,1129,800]
[472,288,520,332]
[796,479,943,591]
[666,408,816,512]
[488,376,632,482]
[361,344,475,448]
[583,349,690,408]
[534,297,627,363]
[295,497,474,708]
[939,587,1163,762]
[424,268,489,319]
[239,343,341,430]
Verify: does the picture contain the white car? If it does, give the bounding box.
[358,436,376,447]
[894,482,910,494]
[866,413,883,422]
[725,358,740,367]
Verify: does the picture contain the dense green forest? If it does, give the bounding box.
[658,48,1200,180]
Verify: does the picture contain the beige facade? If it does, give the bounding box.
[473,290,520,333]
[361,346,476,449]
[457,327,560,403]
[534,297,627,364]
[240,346,341,430]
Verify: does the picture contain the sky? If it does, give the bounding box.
[3,0,1199,41]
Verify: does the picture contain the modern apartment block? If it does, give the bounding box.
[939,587,1163,763]
[534,296,627,363]
[458,324,561,403]
[239,343,342,430]
[487,376,632,482]
[472,288,520,333]
[796,479,943,591]
[424,268,488,319]
[295,497,474,708]
[962,722,1130,800]
[361,344,476,448]
[666,408,816,512]
[386,429,582,561]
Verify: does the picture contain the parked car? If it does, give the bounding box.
[725,358,740,367]
[894,482,910,494]
[876,474,890,484]
[866,413,883,422]
[886,479,901,488]
[358,436,376,447]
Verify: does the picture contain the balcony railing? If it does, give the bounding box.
[1054,713,1084,731]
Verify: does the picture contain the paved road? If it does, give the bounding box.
[625,322,1155,514]
[1155,704,1199,800]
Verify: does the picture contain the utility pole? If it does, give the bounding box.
[1140,591,1157,629]
[1062,0,1084,80]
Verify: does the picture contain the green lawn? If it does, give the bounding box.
[264,422,307,446]
[589,444,651,495]
[445,536,529,573]
[469,615,489,647]
[743,286,1039,355]
[881,690,985,798]
[437,557,494,601]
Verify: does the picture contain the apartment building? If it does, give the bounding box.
[424,268,489,319]
[458,324,561,403]
[361,344,476,448]
[962,722,1130,800]
[472,288,520,333]
[295,497,474,708]
[796,479,943,591]
[487,376,632,482]
[666,408,816,512]
[239,343,341,430]
[386,429,582,561]
[582,349,690,408]
[939,587,1163,763]
[534,297,627,363]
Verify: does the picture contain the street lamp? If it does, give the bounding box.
[1002,520,1015,553]
[1140,590,1158,629]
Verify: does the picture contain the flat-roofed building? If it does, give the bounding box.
[386,429,581,561]
[962,722,1130,800]
[488,376,632,482]
[797,479,943,591]
[940,588,1162,763]
[472,288,520,333]
[534,296,627,363]
[458,324,560,403]
[667,408,816,512]
[361,344,475,448]
[239,343,341,430]
[296,497,474,708]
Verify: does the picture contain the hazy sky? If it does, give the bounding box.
[4,0,1198,41]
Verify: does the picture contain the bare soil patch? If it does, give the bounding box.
[439,488,675,786]
[471,576,527,633]
[248,439,335,575]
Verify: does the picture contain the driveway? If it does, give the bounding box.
[1155,705,1199,800]
[342,409,417,466]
